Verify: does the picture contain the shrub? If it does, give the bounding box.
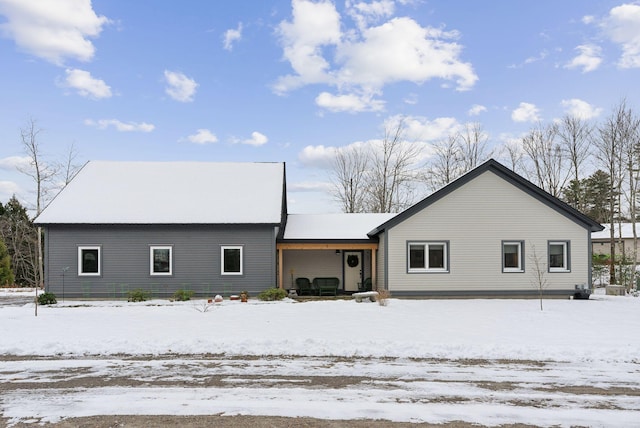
[173,289,194,301]
[257,287,287,301]
[127,288,150,302]
[376,288,391,306]
[37,292,57,305]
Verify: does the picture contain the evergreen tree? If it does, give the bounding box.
[0,197,38,286]
[0,237,14,286]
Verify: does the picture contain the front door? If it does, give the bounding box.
[344,251,362,292]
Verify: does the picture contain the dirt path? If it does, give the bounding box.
[2,354,638,427]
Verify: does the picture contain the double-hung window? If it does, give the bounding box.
[78,246,101,276]
[502,241,524,272]
[549,241,570,272]
[408,242,448,273]
[221,245,243,275]
[150,246,172,275]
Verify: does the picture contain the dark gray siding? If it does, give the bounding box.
[43,224,277,298]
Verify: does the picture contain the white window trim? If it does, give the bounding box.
[408,241,449,273]
[549,241,570,272]
[78,246,101,276]
[221,245,243,276]
[502,241,524,273]
[150,246,173,276]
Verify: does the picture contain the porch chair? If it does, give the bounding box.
[296,277,314,296]
[358,277,372,292]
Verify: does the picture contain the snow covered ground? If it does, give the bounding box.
[1,289,639,426]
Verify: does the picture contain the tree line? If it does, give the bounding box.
[330,100,640,285]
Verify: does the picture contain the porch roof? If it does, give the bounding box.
[281,213,397,241]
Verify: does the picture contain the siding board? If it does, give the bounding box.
[44,224,277,298]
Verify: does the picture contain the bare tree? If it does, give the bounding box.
[529,246,548,311]
[556,115,593,212]
[365,118,421,213]
[557,115,593,185]
[424,123,492,192]
[329,144,370,213]
[616,103,640,290]
[594,101,632,284]
[499,139,525,173]
[425,134,461,191]
[457,122,492,172]
[60,142,82,185]
[521,121,570,197]
[17,118,59,315]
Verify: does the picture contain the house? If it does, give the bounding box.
[365,159,603,297]
[36,158,603,299]
[35,161,287,298]
[592,223,640,263]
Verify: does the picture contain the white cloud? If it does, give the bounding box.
[298,144,338,168]
[315,91,385,113]
[395,115,461,142]
[346,0,395,29]
[0,156,32,171]
[241,131,268,147]
[468,104,487,116]
[564,44,602,73]
[287,181,332,192]
[561,98,602,120]
[0,0,109,65]
[582,15,595,25]
[601,3,640,68]
[274,0,477,111]
[223,23,242,51]
[163,70,198,102]
[62,68,112,99]
[84,119,155,132]
[0,180,22,199]
[182,129,218,144]
[511,102,540,123]
[299,114,454,169]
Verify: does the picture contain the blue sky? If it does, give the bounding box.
[1,0,639,214]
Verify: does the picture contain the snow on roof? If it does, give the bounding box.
[35,161,285,224]
[283,213,397,240]
[592,223,640,240]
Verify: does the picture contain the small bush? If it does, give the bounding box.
[127,288,150,302]
[37,292,57,305]
[376,288,391,306]
[173,289,194,301]
[257,287,287,301]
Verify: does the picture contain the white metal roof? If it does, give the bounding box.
[283,213,397,240]
[35,161,285,224]
[592,223,640,240]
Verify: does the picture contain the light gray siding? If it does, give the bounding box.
[43,224,277,298]
[385,171,590,296]
[377,232,386,290]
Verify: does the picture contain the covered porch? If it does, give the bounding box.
[277,242,378,294]
[276,213,395,295]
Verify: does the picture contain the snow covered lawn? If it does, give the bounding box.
[1,291,639,426]
[2,291,639,362]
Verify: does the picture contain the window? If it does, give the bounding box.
[150,246,172,275]
[502,241,524,272]
[549,241,570,272]
[78,246,101,276]
[221,246,243,275]
[408,242,448,272]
